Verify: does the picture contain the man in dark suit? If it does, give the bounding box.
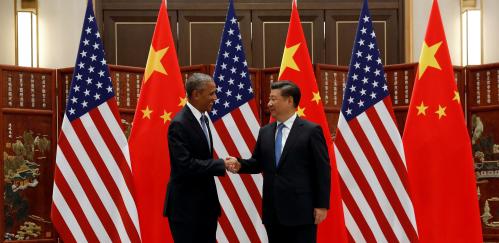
[164,73,232,243]
[227,81,331,243]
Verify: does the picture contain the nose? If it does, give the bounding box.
[267,100,272,108]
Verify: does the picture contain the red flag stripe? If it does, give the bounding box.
[212,120,264,210]
[335,130,399,242]
[53,176,98,242]
[338,177,376,243]
[348,115,416,241]
[335,143,386,242]
[217,176,261,243]
[218,209,240,243]
[70,116,140,242]
[230,108,257,146]
[341,201,368,243]
[56,137,116,242]
[211,122,267,242]
[51,186,83,243]
[214,178,252,242]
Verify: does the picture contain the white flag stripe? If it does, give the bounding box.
[339,114,403,237]
[239,103,260,139]
[62,116,130,243]
[98,102,132,168]
[222,114,252,158]
[210,121,266,242]
[216,223,230,243]
[342,201,367,243]
[52,184,88,243]
[214,178,251,243]
[250,174,263,196]
[80,111,141,232]
[335,144,387,243]
[374,102,406,164]
[56,145,112,243]
[357,110,417,229]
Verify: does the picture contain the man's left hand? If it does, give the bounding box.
[314,208,327,224]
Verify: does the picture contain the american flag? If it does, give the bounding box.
[209,0,267,242]
[333,0,418,242]
[51,0,141,242]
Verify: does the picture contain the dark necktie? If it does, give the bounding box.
[275,123,285,167]
[200,114,211,151]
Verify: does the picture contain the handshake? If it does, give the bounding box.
[223,156,241,174]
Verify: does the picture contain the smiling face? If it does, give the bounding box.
[268,88,295,122]
[191,80,217,113]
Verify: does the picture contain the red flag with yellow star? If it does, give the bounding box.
[128,1,184,242]
[277,1,348,242]
[403,0,482,242]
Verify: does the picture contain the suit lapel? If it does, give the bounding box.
[276,117,303,169]
[184,106,211,154]
[268,122,278,171]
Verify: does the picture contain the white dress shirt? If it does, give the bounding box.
[275,113,297,153]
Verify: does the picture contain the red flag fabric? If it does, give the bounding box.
[128,1,184,242]
[277,1,348,242]
[403,0,482,242]
[51,0,141,242]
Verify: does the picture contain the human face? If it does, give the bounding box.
[191,81,217,113]
[267,88,294,122]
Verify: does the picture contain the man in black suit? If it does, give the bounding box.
[227,81,331,243]
[164,73,232,243]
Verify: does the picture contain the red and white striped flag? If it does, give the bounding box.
[333,0,418,242]
[51,0,141,242]
[209,1,266,242]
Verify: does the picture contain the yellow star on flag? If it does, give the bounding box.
[416,101,429,116]
[141,106,153,119]
[418,41,442,79]
[296,106,306,117]
[453,91,461,104]
[160,110,172,124]
[278,43,301,79]
[178,96,187,107]
[144,45,169,82]
[435,105,447,119]
[311,91,321,104]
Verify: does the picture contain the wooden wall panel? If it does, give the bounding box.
[252,10,324,68]
[0,65,57,241]
[466,63,499,242]
[103,10,177,67]
[325,8,402,65]
[177,10,252,66]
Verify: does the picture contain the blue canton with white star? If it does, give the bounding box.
[210,0,254,121]
[341,0,389,121]
[66,0,114,121]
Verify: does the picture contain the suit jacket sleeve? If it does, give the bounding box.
[310,125,331,209]
[238,128,263,174]
[168,120,225,177]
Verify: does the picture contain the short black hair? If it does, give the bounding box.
[270,80,301,107]
[185,73,214,98]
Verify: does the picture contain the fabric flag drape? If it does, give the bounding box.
[50,0,141,242]
[128,0,184,242]
[210,0,267,242]
[277,1,348,242]
[403,0,482,242]
[333,0,419,242]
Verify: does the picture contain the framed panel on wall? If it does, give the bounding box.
[177,9,252,67]
[252,9,324,68]
[103,10,178,68]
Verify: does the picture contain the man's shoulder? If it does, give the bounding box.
[296,117,320,130]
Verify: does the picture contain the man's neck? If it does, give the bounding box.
[277,112,295,123]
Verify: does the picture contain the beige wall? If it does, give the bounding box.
[0,0,15,65]
[483,0,499,63]
[38,0,86,68]
[412,0,462,65]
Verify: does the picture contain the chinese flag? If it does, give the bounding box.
[277,1,348,242]
[403,0,482,242]
[128,1,184,242]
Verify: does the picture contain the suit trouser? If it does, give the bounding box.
[168,217,217,243]
[265,222,317,243]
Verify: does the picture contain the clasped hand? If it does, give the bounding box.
[224,156,240,173]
